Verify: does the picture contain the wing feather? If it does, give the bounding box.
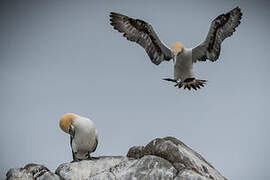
[110,12,173,65]
[192,7,242,62]
[91,138,98,153]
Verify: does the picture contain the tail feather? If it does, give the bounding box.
[181,79,207,90]
[163,77,207,90]
[163,78,177,83]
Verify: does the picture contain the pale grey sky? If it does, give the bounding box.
[0,0,269,179]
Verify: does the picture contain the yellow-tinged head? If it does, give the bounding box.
[171,42,184,54]
[59,113,76,133]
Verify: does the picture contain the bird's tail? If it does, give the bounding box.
[163,77,207,90]
[177,78,207,90]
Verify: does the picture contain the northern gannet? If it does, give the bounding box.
[60,113,98,161]
[110,7,242,90]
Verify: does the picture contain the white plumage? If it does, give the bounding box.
[174,48,193,81]
[60,113,98,161]
[110,7,242,90]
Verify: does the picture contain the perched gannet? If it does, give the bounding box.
[110,7,242,90]
[59,113,98,161]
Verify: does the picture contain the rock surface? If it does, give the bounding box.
[6,137,227,180]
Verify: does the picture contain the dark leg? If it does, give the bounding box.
[162,78,177,83]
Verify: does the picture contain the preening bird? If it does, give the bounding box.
[110,7,242,90]
[59,113,98,161]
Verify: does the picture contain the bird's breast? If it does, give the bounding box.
[174,48,193,80]
[72,118,97,152]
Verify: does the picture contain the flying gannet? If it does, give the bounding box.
[59,113,98,161]
[110,7,242,90]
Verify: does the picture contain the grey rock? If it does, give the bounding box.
[126,146,145,159]
[6,137,227,180]
[140,136,227,180]
[55,155,176,180]
[6,168,34,180]
[6,163,60,180]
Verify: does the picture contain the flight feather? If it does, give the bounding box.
[192,7,242,62]
[110,12,173,65]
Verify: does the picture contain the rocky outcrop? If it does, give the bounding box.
[6,137,227,180]
[6,163,60,180]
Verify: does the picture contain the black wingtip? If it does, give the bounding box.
[163,78,177,83]
[234,6,241,11]
[110,12,126,17]
[109,12,114,17]
[233,6,242,15]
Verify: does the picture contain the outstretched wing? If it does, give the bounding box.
[110,12,173,65]
[192,7,242,62]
